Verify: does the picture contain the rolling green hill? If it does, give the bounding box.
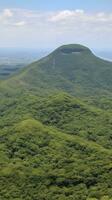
[0,44,112,200]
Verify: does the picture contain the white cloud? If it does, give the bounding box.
[75,9,84,14]
[0,8,112,48]
[49,9,85,22]
[3,9,13,17]
[49,10,75,22]
[49,10,112,24]
[0,8,13,23]
[11,21,26,27]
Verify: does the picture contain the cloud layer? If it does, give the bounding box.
[0,8,112,48]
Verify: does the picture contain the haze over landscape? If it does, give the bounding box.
[0,0,112,49]
[0,1,112,200]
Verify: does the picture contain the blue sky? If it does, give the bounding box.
[0,0,112,49]
[1,0,112,11]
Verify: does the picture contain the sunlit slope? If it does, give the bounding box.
[0,118,112,200]
[0,92,112,149]
[4,44,111,96]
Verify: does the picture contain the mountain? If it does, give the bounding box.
[2,44,112,97]
[0,44,112,200]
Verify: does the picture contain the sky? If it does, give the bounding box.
[0,0,112,49]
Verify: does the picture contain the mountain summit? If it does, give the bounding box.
[53,44,92,55]
[9,44,111,96]
[2,44,112,97]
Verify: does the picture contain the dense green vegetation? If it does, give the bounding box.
[0,44,112,199]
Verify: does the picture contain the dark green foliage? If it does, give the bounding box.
[0,44,112,199]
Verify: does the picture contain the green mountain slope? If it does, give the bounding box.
[1,118,112,200]
[0,44,112,200]
[3,44,112,97]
